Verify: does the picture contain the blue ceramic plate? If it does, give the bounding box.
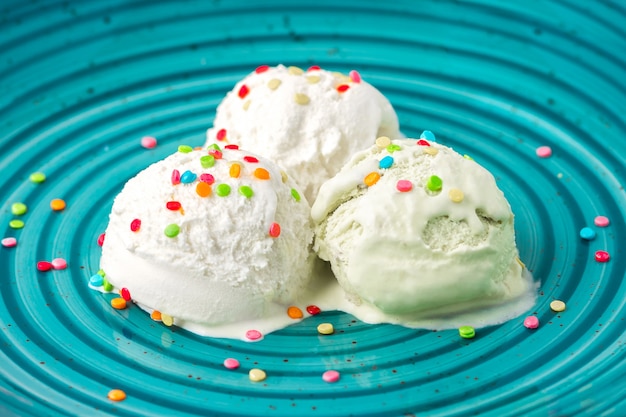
[1,1,625,416]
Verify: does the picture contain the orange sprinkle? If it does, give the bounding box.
[287,306,303,319]
[253,168,270,180]
[229,163,241,178]
[151,310,162,321]
[364,172,381,187]
[196,182,212,197]
[110,297,127,310]
[107,389,126,401]
[50,198,66,211]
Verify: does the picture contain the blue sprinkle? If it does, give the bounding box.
[579,227,596,241]
[420,130,436,141]
[379,155,394,169]
[180,170,197,184]
[89,274,104,287]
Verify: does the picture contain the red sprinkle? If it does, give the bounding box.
[171,169,181,185]
[224,144,239,150]
[306,305,321,315]
[238,84,250,99]
[208,149,223,159]
[97,233,105,247]
[417,139,430,146]
[243,156,259,163]
[307,65,321,71]
[37,261,53,272]
[337,84,350,93]
[216,128,227,141]
[595,250,610,263]
[199,173,215,184]
[166,201,182,211]
[255,65,270,74]
[120,288,131,301]
[130,219,141,232]
[269,222,281,238]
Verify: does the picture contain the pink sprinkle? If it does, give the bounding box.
[216,128,227,141]
[140,136,157,149]
[417,139,430,146]
[307,65,321,71]
[536,146,552,158]
[120,287,131,301]
[523,316,539,329]
[322,370,340,383]
[1,237,17,248]
[199,173,215,184]
[97,233,105,247]
[171,169,181,185]
[594,216,610,227]
[396,180,413,192]
[595,250,610,263]
[208,149,223,159]
[51,258,67,270]
[130,219,141,232]
[37,261,53,272]
[223,358,240,369]
[349,70,361,83]
[245,330,263,341]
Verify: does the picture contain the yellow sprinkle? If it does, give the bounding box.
[229,162,242,178]
[196,182,212,198]
[243,100,251,111]
[253,167,270,180]
[423,147,439,156]
[110,297,127,310]
[249,368,267,382]
[287,306,303,319]
[107,389,127,402]
[375,136,391,148]
[550,300,566,312]
[294,93,310,105]
[516,257,526,269]
[364,172,381,187]
[280,171,288,183]
[448,188,464,203]
[317,323,334,335]
[288,66,304,75]
[267,78,282,90]
[161,313,174,326]
[151,311,162,321]
[306,75,321,84]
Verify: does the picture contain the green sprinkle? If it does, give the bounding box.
[207,143,221,151]
[200,155,215,168]
[164,223,180,238]
[386,144,402,153]
[9,219,24,229]
[216,184,231,197]
[291,188,301,202]
[29,172,46,183]
[97,269,106,277]
[178,145,193,153]
[11,202,27,216]
[102,278,113,292]
[459,325,475,339]
[463,154,474,161]
[426,175,443,192]
[238,185,254,198]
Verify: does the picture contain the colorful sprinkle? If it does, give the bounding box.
[37,261,53,272]
[151,311,162,321]
[396,180,413,192]
[130,219,141,232]
[448,188,464,203]
[107,389,126,402]
[97,233,105,246]
[379,156,394,169]
[579,227,596,240]
[294,93,310,105]
[337,84,350,93]
[253,168,270,180]
[164,224,180,238]
[180,170,197,184]
[50,199,66,211]
[317,323,334,335]
[208,149,223,159]
[111,297,127,310]
[417,139,430,146]
[463,154,474,161]
[523,316,539,329]
[171,169,181,185]
[267,79,282,90]
[51,258,67,270]
[199,173,215,184]
[306,305,321,315]
[306,75,320,84]
[291,188,301,202]
[196,182,212,197]
[269,222,281,238]
[161,313,174,326]
[307,65,321,71]
[249,368,266,382]
[120,288,131,301]
[140,136,157,149]
[322,370,340,383]
[536,146,552,158]
[255,65,270,74]
[207,143,221,151]
[11,202,27,216]
[97,269,105,277]
[29,172,46,183]
[166,201,182,211]
[216,184,231,197]
[223,358,240,369]
[224,144,239,150]
[246,329,263,341]
[550,300,566,312]
[238,84,250,99]
[281,171,288,183]
[459,326,475,339]
[1,237,17,248]
[595,250,610,263]
[426,175,443,192]
[200,155,215,168]
[288,66,304,75]
[364,172,381,187]
[89,274,103,287]
[216,128,227,141]
[594,216,610,227]
[229,163,241,178]
[349,70,361,83]
[375,136,391,148]
[102,278,113,292]
[243,156,259,163]
[287,306,303,319]
[178,144,193,153]
[239,185,254,198]
[423,147,439,156]
[386,144,401,153]
[9,220,24,229]
[420,130,436,141]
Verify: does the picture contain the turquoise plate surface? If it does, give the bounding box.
[1,1,625,416]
